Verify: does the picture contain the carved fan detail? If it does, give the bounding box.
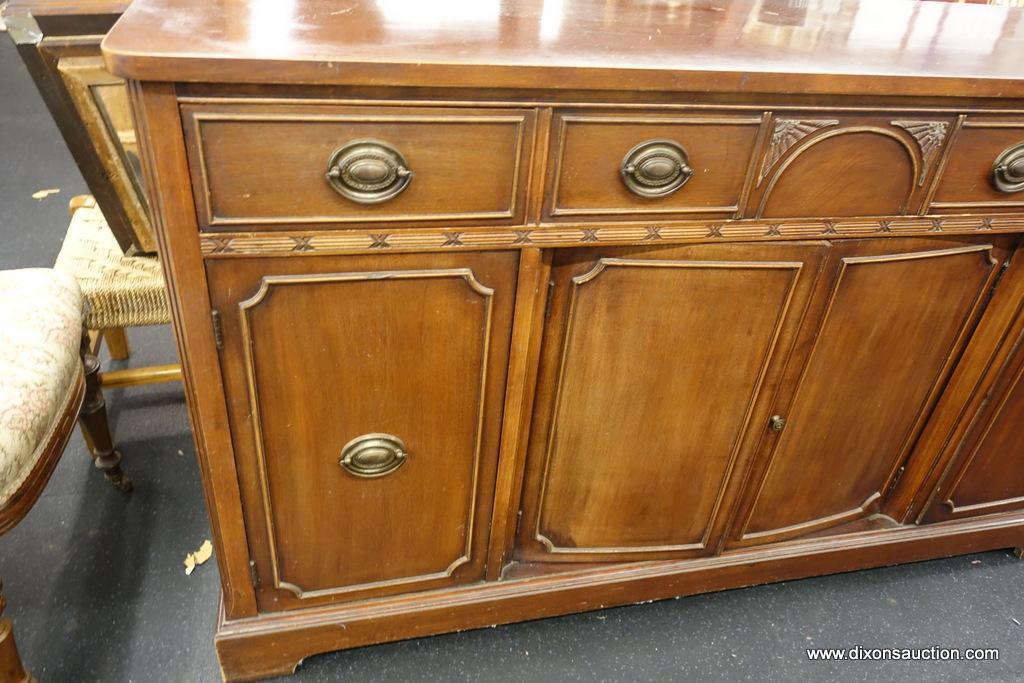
[759,118,840,184]
[891,120,950,185]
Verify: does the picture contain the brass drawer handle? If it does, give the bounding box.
[992,142,1024,193]
[325,140,412,204]
[769,415,787,432]
[620,139,693,198]
[339,433,407,478]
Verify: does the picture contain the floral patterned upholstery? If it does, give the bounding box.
[0,269,83,505]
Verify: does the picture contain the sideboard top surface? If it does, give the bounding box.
[6,0,130,16]
[102,0,1024,98]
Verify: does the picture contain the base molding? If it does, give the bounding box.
[215,512,1024,681]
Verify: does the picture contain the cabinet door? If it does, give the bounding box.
[922,314,1024,523]
[206,251,517,610]
[516,242,828,562]
[730,237,1013,547]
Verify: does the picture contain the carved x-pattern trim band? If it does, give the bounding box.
[200,215,1024,257]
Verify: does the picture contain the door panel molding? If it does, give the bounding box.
[238,268,494,600]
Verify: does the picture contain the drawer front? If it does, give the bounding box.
[930,118,1024,212]
[206,251,518,610]
[182,103,534,229]
[545,112,763,219]
[748,114,953,219]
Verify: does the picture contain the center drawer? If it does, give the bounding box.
[544,111,764,220]
[180,102,535,230]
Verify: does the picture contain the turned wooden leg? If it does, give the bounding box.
[79,330,132,492]
[104,327,131,361]
[0,582,33,683]
[1014,547,1023,559]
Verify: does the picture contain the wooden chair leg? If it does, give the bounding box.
[104,327,131,361]
[0,582,33,683]
[79,331,132,492]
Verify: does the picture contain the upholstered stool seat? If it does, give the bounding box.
[0,269,83,507]
[54,200,169,330]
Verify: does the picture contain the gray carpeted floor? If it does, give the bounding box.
[2,35,1023,683]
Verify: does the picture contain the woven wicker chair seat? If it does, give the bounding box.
[54,203,170,330]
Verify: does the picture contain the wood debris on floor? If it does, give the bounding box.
[184,539,213,576]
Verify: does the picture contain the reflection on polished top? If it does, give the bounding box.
[103,0,1024,96]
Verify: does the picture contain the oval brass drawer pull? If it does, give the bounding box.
[339,433,407,477]
[992,142,1024,193]
[620,139,693,198]
[325,140,412,204]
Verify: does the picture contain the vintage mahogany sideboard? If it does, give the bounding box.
[104,0,1024,679]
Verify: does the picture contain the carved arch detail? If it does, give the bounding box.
[755,126,922,218]
[758,118,839,184]
[891,120,949,185]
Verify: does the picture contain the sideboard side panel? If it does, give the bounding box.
[127,81,259,617]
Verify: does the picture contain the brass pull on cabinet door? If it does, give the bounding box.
[769,415,787,432]
[325,139,413,204]
[620,139,693,198]
[339,433,408,477]
[992,142,1024,193]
